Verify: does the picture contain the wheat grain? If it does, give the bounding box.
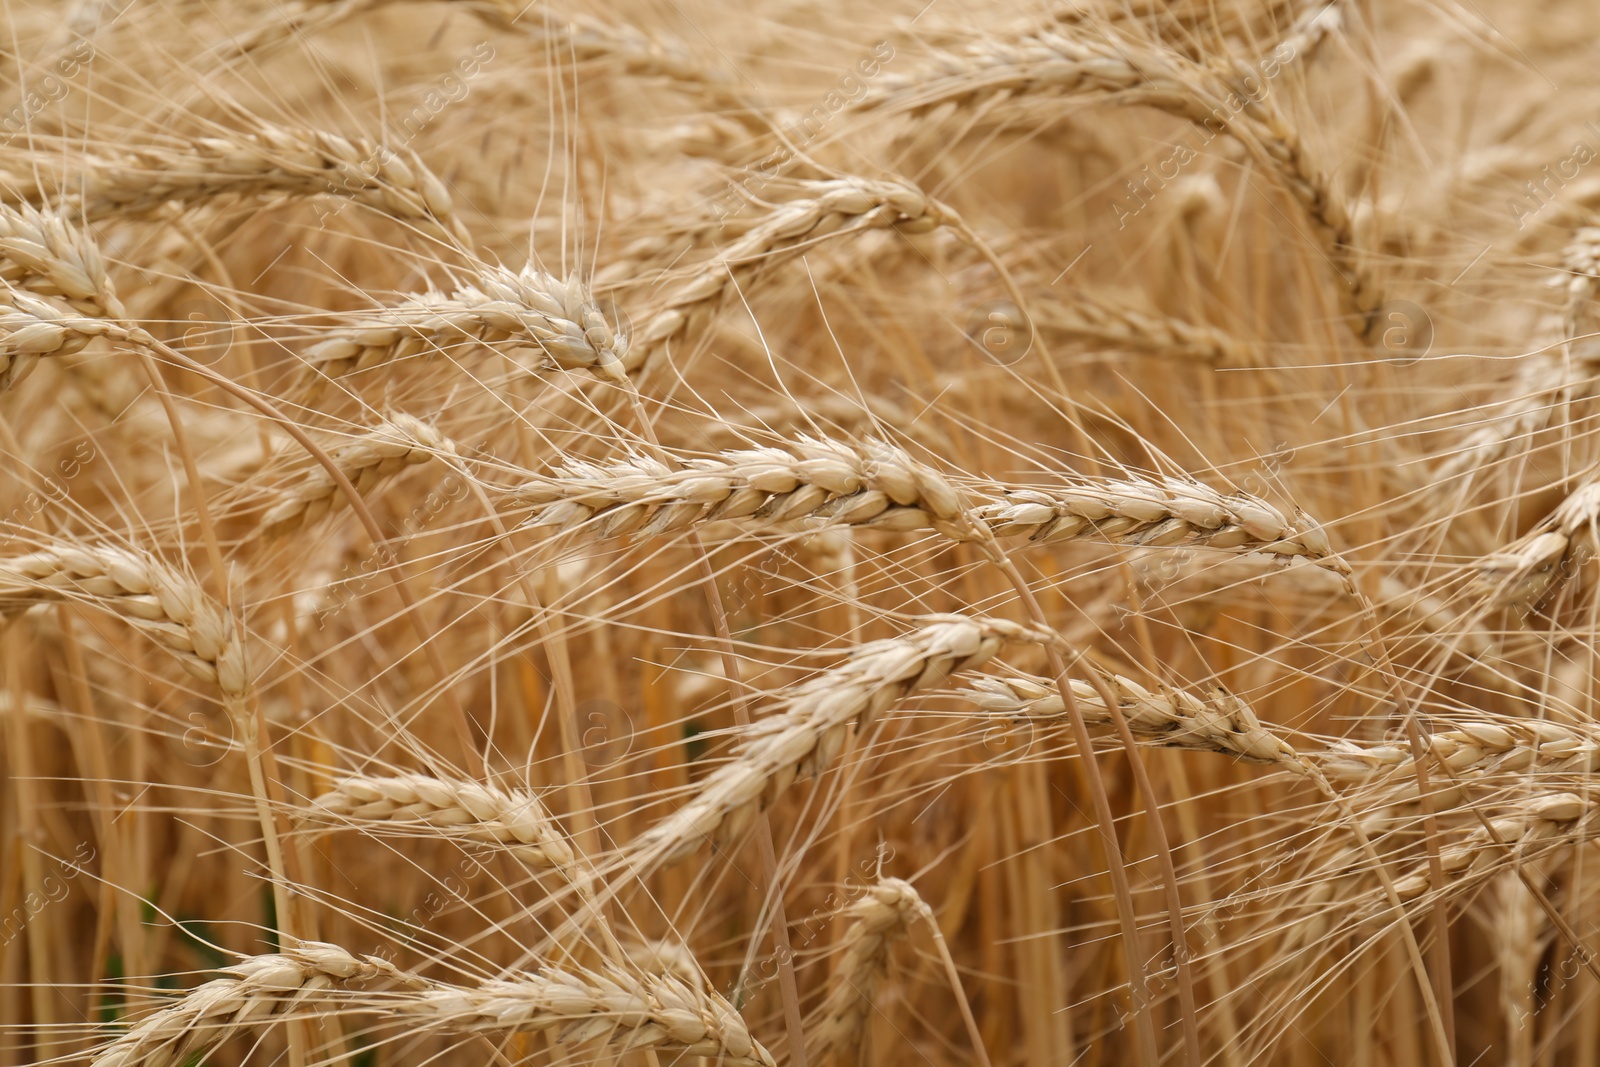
[618,936,706,988]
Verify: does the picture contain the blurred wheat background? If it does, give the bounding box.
[2,1,1599,1064]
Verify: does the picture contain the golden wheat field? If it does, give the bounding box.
[10,0,1600,1064]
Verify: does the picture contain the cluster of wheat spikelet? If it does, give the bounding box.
[6,1,1600,1065]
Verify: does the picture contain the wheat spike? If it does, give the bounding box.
[39,122,467,238]
[856,21,1374,329]
[628,617,1042,865]
[976,478,1346,572]
[1475,478,1600,607]
[627,178,957,371]
[809,877,932,1065]
[1389,792,1595,900]
[304,265,629,383]
[258,414,454,536]
[0,543,247,697]
[961,671,1301,764]
[89,943,408,1067]
[0,286,137,389]
[0,202,124,317]
[398,964,774,1065]
[511,436,976,541]
[306,772,576,867]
